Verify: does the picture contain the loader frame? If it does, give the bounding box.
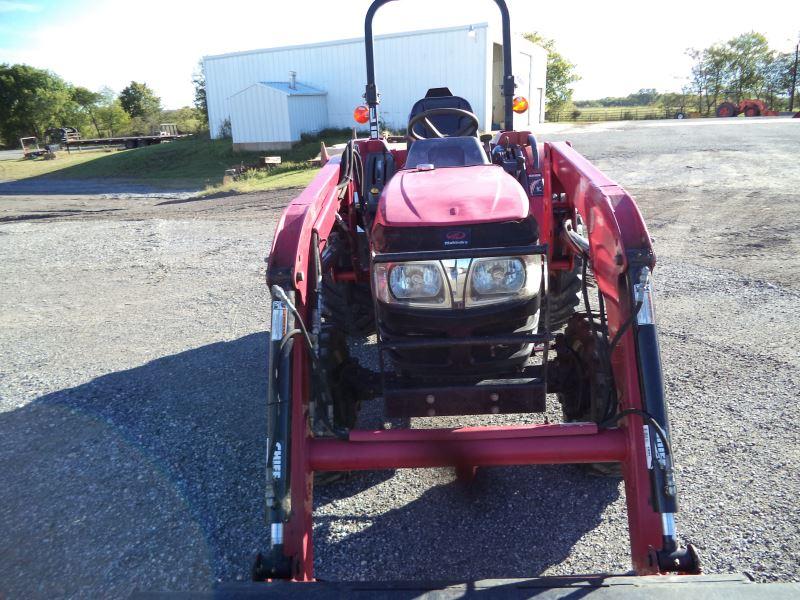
[264,142,688,580]
[259,0,697,583]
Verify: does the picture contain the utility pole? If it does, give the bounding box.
[790,41,799,112]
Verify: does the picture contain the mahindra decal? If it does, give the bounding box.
[443,229,470,247]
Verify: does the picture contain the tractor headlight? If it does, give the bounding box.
[374,261,450,308]
[466,255,542,307]
[373,255,541,309]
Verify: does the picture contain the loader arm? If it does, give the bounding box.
[545,141,671,573]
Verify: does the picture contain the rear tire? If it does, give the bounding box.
[716,102,738,118]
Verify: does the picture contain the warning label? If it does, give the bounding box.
[643,425,653,469]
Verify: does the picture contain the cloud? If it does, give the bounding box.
[0,1,41,13]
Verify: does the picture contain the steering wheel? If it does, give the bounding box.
[407,107,480,140]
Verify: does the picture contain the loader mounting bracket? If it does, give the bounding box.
[252,550,292,581]
[654,540,701,574]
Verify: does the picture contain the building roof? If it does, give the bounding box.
[229,81,327,99]
[203,23,490,62]
[261,82,326,96]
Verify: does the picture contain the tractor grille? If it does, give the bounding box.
[373,242,550,418]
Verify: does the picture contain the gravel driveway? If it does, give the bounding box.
[0,118,798,598]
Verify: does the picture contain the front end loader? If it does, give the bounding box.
[247,2,797,596]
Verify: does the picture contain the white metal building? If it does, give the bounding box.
[203,23,546,148]
[228,82,327,151]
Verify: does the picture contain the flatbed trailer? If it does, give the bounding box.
[64,133,187,150]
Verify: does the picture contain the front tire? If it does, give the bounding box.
[321,231,375,337]
[547,263,582,330]
[322,275,375,337]
[318,326,362,429]
[554,314,621,477]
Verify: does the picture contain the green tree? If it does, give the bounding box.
[118,81,161,119]
[161,106,204,134]
[727,32,772,101]
[628,88,659,105]
[72,86,103,136]
[761,52,794,109]
[192,62,208,127]
[687,44,731,115]
[523,32,580,112]
[95,87,131,137]
[0,64,77,146]
[687,31,787,115]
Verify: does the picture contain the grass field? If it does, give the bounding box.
[547,105,683,122]
[0,151,111,181]
[0,130,354,192]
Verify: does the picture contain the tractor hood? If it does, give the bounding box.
[378,165,529,227]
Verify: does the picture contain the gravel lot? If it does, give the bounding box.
[1,117,798,598]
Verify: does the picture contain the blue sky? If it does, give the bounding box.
[0,0,68,39]
[1,0,797,109]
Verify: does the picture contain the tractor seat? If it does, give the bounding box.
[408,87,476,139]
[404,137,489,169]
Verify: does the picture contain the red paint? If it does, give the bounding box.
[267,157,343,304]
[332,271,358,282]
[283,335,313,580]
[310,428,626,471]
[348,422,597,442]
[546,141,662,571]
[377,165,529,227]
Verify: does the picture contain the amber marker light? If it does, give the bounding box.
[353,105,370,124]
[513,96,529,114]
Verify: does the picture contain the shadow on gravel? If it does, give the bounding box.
[0,333,622,596]
[0,177,195,197]
[314,464,621,581]
[0,333,270,597]
[0,208,123,223]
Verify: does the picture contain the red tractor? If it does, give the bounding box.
[716,99,779,117]
[252,0,785,594]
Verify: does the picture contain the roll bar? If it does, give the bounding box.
[364,0,515,138]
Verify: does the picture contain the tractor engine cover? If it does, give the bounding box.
[376,164,529,228]
[371,161,542,377]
